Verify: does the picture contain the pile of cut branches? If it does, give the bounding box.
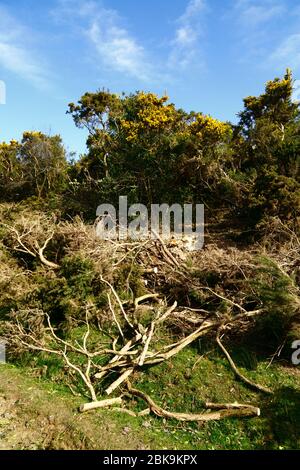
[3,212,299,422]
[5,282,271,422]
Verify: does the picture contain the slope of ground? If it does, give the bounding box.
[1,349,300,450]
[0,364,150,450]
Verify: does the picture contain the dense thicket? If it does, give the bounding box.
[1,70,299,231]
[0,71,299,411]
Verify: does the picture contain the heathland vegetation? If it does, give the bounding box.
[0,70,299,449]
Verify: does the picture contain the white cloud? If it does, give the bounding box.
[233,1,300,74]
[235,0,285,28]
[180,0,206,23]
[0,43,48,88]
[270,33,300,71]
[229,0,289,69]
[52,0,97,17]
[53,0,154,81]
[53,0,208,81]
[87,10,151,81]
[168,0,206,69]
[0,6,49,89]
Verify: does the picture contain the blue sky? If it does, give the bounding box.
[0,0,300,156]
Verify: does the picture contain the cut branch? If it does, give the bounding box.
[127,382,260,421]
[105,368,134,395]
[216,328,273,395]
[38,234,60,269]
[100,275,135,331]
[79,397,123,413]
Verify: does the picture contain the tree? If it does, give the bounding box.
[68,90,232,211]
[20,131,68,199]
[233,69,300,226]
[0,140,23,200]
[0,132,68,202]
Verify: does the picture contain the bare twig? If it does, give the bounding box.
[100,275,135,331]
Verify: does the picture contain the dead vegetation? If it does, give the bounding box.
[2,208,298,423]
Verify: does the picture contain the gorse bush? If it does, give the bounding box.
[0,71,298,354]
[250,257,299,343]
[1,70,298,233]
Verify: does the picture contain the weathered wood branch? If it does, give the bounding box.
[127,382,260,421]
[79,397,123,413]
[216,328,273,395]
[38,234,60,269]
[105,368,134,395]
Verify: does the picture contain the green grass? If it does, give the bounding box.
[6,339,300,450]
[130,345,300,449]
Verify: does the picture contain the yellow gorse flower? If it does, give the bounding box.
[22,131,44,140]
[119,92,176,142]
[190,114,232,142]
[0,139,20,151]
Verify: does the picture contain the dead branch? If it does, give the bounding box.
[107,407,137,417]
[138,321,155,366]
[38,234,60,269]
[100,275,135,331]
[94,334,142,380]
[205,402,260,414]
[151,229,181,268]
[2,222,59,269]
[127,382,260,421]
[107,292,124,339]
[105,368,134,395]
[150,321,214,363]
[79,397,123,413]
[134,293,160,310]
[216,327,273,395]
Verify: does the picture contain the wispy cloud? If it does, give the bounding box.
[53,0,155,81]
[229,0,288,68]
[235,0,285,28]
[233,0,300,74]
[87,10,151,81]
[0,6,50,89]
[168,0,207,69]
[269,33,300,71]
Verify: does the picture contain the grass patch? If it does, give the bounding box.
[3,336,300,449]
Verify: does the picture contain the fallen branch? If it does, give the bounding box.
[38,233,60,269]
[138,321,155,366]
[205,402,260,415]
[2,222,60,269]
[105,368,134,395]
[100,275,135,331]
[94,334,142,380]
[127,382,260,421]
[134,293,160,310]
[216,328,273,395]
[107,292,124,339]
[79,397,123,413]
[107,407,151,418]
[151,229,181,268]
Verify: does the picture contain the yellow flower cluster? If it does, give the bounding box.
[0,139,19,151]
[119,120,139,142]
[265,78,291,95]
[22,131,44,140]
[190,114,231,142]
[120,93,176,142]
